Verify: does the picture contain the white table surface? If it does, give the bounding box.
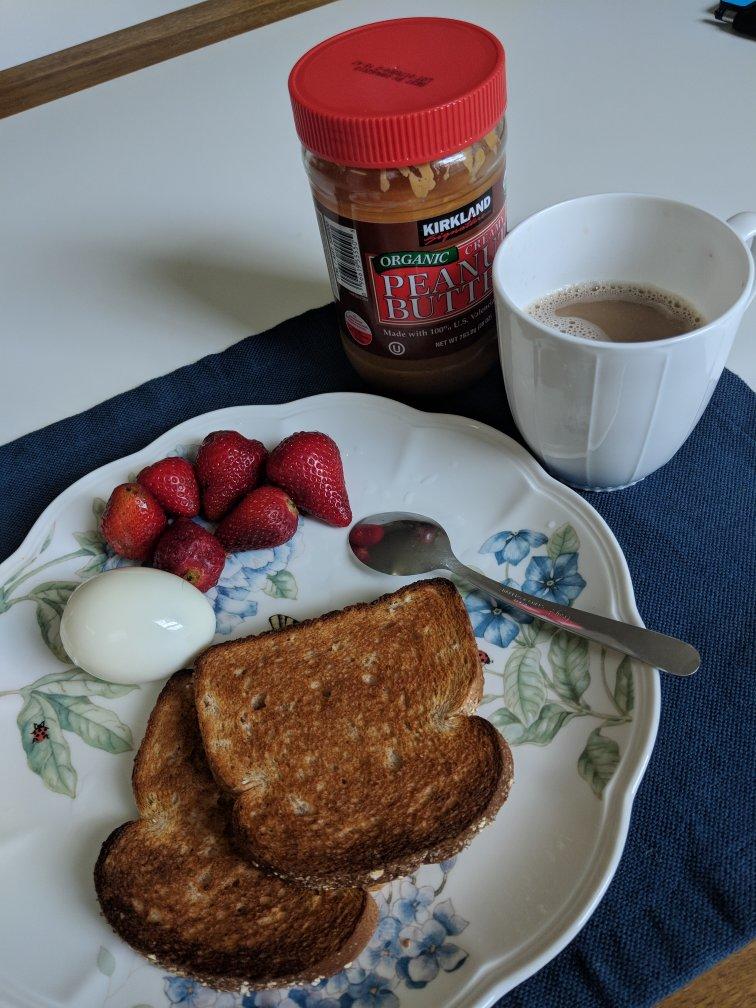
[1,0,754,444]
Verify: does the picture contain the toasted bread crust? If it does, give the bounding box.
[94,672,377,991]
[195,578,513,889]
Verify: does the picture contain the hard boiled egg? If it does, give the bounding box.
[60,567,217,684]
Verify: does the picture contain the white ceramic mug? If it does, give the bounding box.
[493,194,756,489]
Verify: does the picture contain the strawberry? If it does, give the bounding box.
[216,486,298,552]
[100,483,167,560]
[266,432,351,527]
[152,519,226,592]
[137,457,200,517]
[195,431,267,521]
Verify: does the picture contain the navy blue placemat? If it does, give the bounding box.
[1,304,754,1007]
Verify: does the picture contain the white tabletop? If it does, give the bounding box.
[0,0,754,443]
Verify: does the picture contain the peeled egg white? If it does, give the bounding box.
[60,567,217,684]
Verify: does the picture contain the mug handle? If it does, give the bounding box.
[727,212,756,306]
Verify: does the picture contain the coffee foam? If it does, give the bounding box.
[527,281,703,341]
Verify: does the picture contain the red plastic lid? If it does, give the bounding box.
[288,17,506,169]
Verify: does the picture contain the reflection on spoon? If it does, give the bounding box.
[348,512,699,677]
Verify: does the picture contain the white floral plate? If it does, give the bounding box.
[0,393,659,1008]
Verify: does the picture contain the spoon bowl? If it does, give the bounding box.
[349,512,454,576]
[348,511,699,677]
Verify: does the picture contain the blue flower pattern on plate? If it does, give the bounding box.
[391,879,434,926]
[396,917,468,988]
[243,991,338,1008]
[479,529,547,565]
[287,990,340,1008]
[360,915,404,979]
[206,528,302,635]
[341,970,400,1008]
[165,977,236,1007]
[521,553,586,605]
[465,577,534,648]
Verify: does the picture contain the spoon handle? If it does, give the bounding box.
[446,561,699,677]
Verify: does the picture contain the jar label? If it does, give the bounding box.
[314,172,506,360]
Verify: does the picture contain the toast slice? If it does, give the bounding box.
[94,672,377,991]
[195,578,513,889]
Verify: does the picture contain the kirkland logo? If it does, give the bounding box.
[418,189,493,246]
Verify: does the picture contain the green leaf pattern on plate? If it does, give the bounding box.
[468,522,635,798]
[503,646,545,725]
[17,691,77,798]
[29,580,79,663]
[28,668,138,698]
[517,702,577,746]
[516,622,539,646]
[263,569,298,600]
[96,945,116,977]
[92,497,107,524]
[489,705,524,740]
[42,693,133,753]
[578,728,621,798]
[613,655,635,715]
[14,667,136,796]
[39,524,55,554]
[547,523,580,561]
[73,528,110,576]
[549,632,590,703]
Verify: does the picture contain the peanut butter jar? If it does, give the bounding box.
[289,17,507,395]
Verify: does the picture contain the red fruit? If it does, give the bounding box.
[266,432,351,527]
[100,483,167,560]
[152,519,226,592]
[195,431,267,521]
[349,523,384,548]
[216,486,298,552]
[137,457,200,517]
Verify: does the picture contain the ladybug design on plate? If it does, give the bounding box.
[30,721,49,743]
[478,649,491,666]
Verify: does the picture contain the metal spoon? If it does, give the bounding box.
[348,512,699,677]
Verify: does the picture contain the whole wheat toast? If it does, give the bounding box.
[194,578,513,889]
[94,671,377,991]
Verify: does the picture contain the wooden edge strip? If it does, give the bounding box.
[0,0,334,119]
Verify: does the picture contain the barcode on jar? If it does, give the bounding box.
[320,215,367,297]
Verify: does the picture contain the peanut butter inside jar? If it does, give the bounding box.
[289,17,508,395]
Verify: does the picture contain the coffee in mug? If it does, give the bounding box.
[526,281,703,343]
